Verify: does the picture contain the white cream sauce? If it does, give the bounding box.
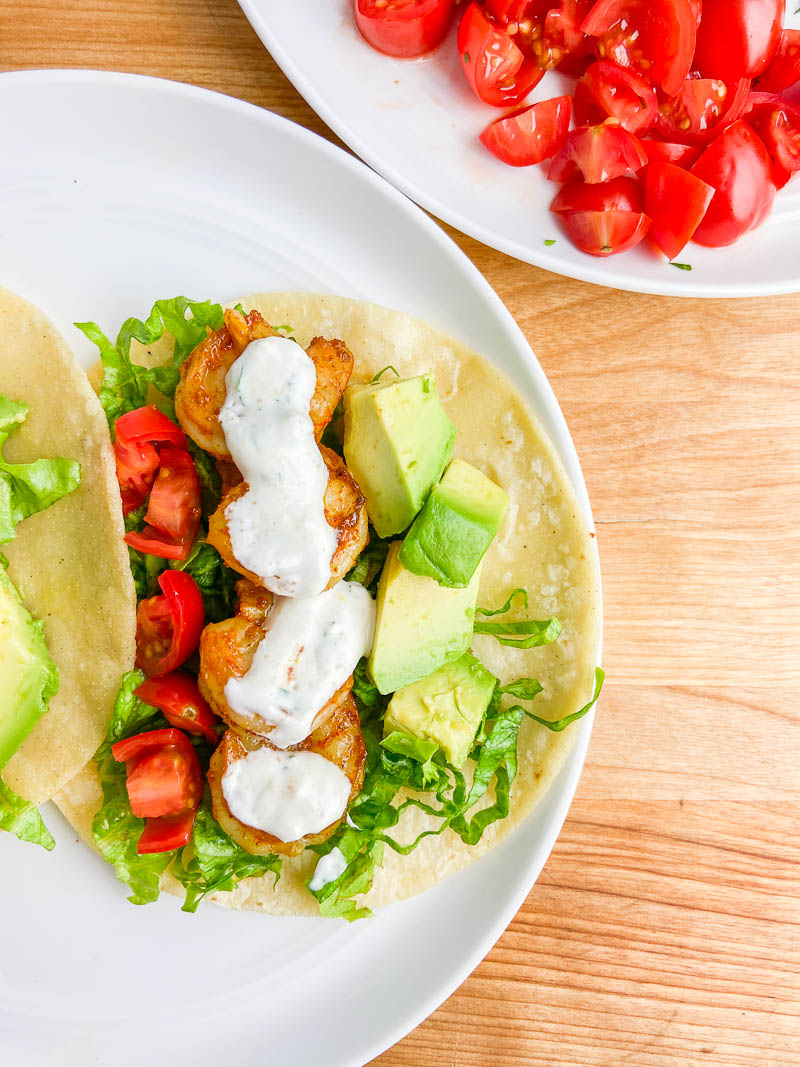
[219,336,337,599]
[224,580,375,748]
[308,846,348,892]
[222,748,351,842]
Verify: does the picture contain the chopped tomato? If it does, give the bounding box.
[644,162,715,258]
[573,61,658,135]
[458,2,544,106]
[354,0,455,58]
[560,208,651,254]
[480,95,572,165]
[115,405,187,450]
[540,0,595,73]
[642,141,702,168]
[135,672,219,745]
[125,447,202,561]
[550,174,644,213]
[547,123,648,183]
[694,0,783,83]
[757,30,800,95]
[112,727,202,854]
[113,405,188,516]
[581,0,697,97]
[743,92,800,189]
[135,570,206,677]
[656,77,751,147]
[690,120,776,246]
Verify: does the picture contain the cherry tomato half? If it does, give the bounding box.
[550,174,644,213]
[694,0,783,84]
[581,0,697,97]
[547,122,648,183]
[113,405,189,516]
[135,672,219,745]
[757,30,800,95]
[125,448,201,561]
[656,77,752,147]
[573,61,658,135]
[560,208,651,254]
[458,2,544,106]
[354,0,456,58]
[480,95,572,165]
[135,569,206,677]
[743,92,800,189]
[644,161,716,259]
[690,120,776,246]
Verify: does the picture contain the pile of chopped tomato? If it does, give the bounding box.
[354,0,800,260]
[112,405,218,853]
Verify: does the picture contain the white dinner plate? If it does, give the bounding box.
[0,70,599,1067]
[240,0,800,298]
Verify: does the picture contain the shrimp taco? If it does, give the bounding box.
[55,292,601,918]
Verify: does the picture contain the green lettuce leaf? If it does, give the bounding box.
[0,777,55,851]
[474,588,561,648]
[345,538,389,594]
[476,587,528,616]
[0,394,81,544]
[519,667,605,732]
[172,798,281,913]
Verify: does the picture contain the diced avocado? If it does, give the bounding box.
[0,562,59,768]
[369,542,481,695]
[399,459,509,587]
[384,652,497,768]
[343,373,456,538]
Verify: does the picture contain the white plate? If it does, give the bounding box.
[239,0,800,298]
[0,70,599,1067]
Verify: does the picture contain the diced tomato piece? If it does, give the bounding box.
[135,570,206,677]
[690,120,776,246]
[135,672,219,745]
[125,747,197,818]
[137,811,196,854]
[743,92,800,189]
[560,208,651,254]
[458,2,544,106]
[113,405,188,517]
[642,141,702,168]
[480,96,572,165]
[112,726,190,763]
[757,30,800,95]
[644,162,715,259]
[115,406,187,450]
[574,61,658,135]
[693,0,783,84]
[550,174,644,213]
[354,0,455,57]
[547,123,648,183]
[655,77,751,147]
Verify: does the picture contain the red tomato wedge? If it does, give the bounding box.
[480,95,572,165]
[757,30,800,95]
[694,0,783,83]
[560,208,651,254]
[574,61,658,135]
[644,162,715,258]
[642,141,702,167]
[656,77,751,147]
[354,0,455,57]
[581,0,696,97]
[135,672,219,745]
[115,405,187,450]
[458,2,544,106]
[541,0,595,73]
[137,811,196,854]
[547,123,648,183]
[135,570,206,677]
[125,448,201,561]
[690,120,776,246]
[113,405,188,516]
[550,174,644,213]
[743,92,800,189]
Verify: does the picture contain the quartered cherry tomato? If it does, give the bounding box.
[354,0,456,57]
[550,174,644,213]
[644,161,715,258]
[458,2,544,106]
[690,120,776,246]
[694,0,783,84]
[547,122,648,182]
[480,95,572,164]
[135,569,206,677]
[642,141,702,168]
[573,61,658,135]
[656,77,752,147]
[135,672,219,745]
[112,727,202,854]
[113,405,188,516]
[581,0,697,97]
[124,448,201,561]
[743,92,800,188]
[560,207,651,254]
[757,30,800,95]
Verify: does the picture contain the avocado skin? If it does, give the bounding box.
[0,561,59,768]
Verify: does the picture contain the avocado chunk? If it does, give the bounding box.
[399,459,509,587]
[384,652,497,768]
[343,373,456,538]
[369,542,481,695]
[0,562,59,768]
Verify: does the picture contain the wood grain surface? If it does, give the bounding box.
[4,2,799,1063]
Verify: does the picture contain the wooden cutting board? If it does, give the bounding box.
[7,1,799,1062]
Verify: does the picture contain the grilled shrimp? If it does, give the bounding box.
[207,694,366,857]
[175,308,354,452]
[198,578,353,738]
[206,444,368,588]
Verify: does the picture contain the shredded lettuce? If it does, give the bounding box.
[474,588,561,648]
[75,297,224,425]
[0,394,81,544]
[345,538,389,593]
[0,778,55,851]
[169,541,237,624]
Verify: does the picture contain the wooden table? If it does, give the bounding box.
[8,2,800,1063]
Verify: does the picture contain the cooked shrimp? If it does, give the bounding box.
[175,308,354,451]
[206,444,368,588]
[207,694,366,857]
[198,578,353,738]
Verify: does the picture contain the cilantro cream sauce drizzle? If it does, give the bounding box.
[219,336,338,599]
